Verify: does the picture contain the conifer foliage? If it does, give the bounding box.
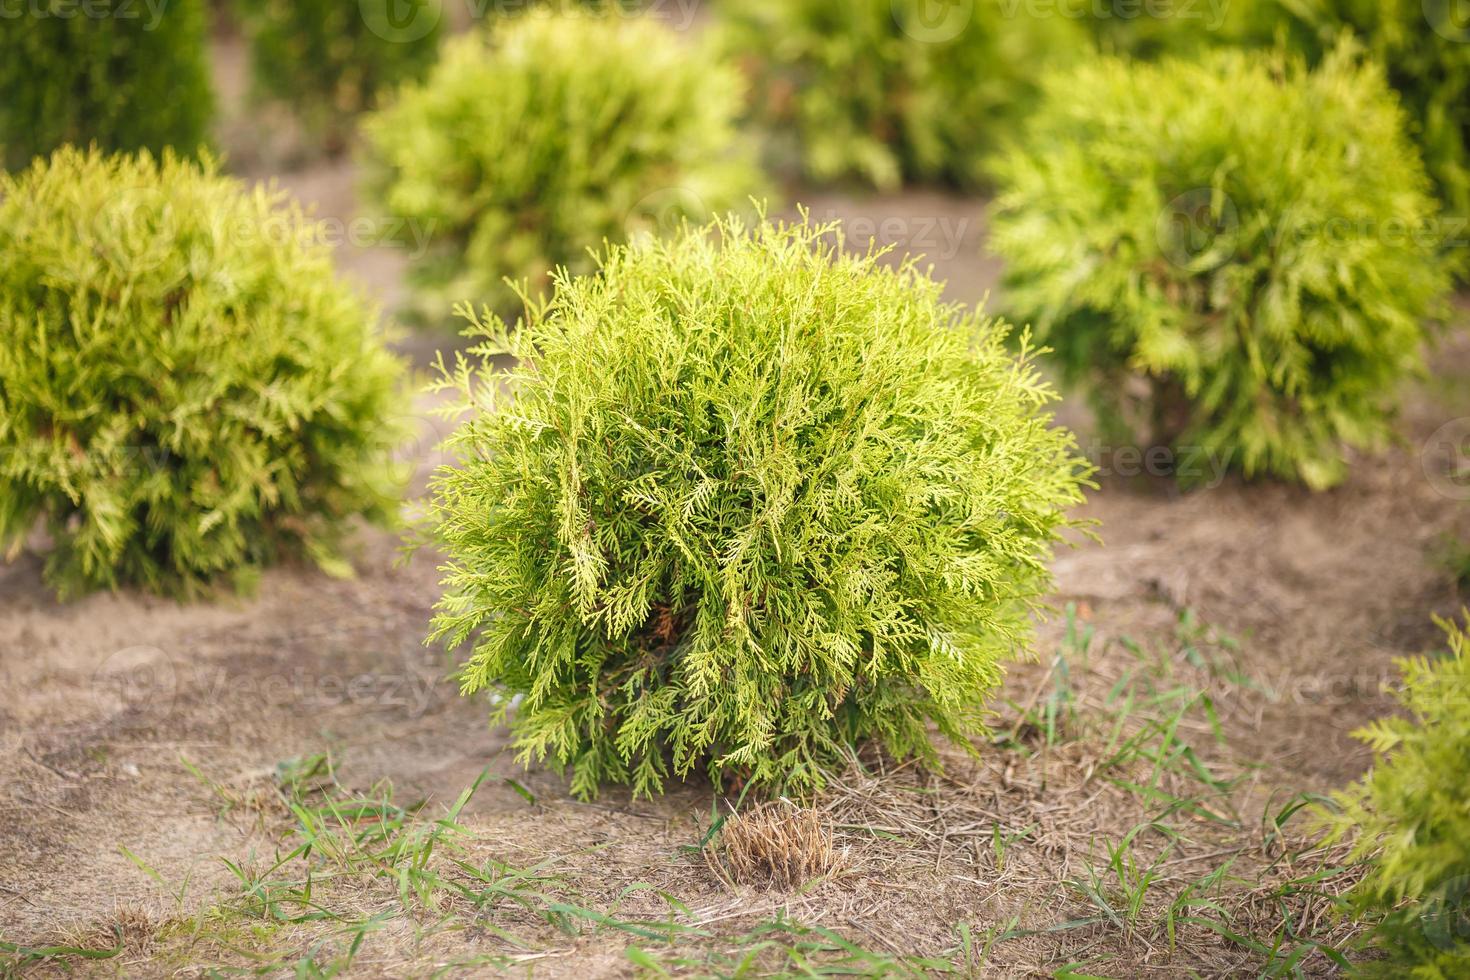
[0,0,213,170]
[427,215,1090,799]
[235,0,442,153]
[0,149,406,599]
[717,0,1087,190]
[362,9,761,321]
[1244,0,1470,230]
[990,46,1449,489]
[1331,616,1470,976]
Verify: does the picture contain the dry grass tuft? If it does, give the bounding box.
[716,802,843,891]
[56,906,163,960]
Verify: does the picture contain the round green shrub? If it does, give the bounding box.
[1329,615,1470,977]
[1240,0,1470,232]
[1093,0,1470,268]
[427,214,1090,799]
[235,0,442,154]
[0,148,406,599]
[716,0,1088,190]
[989,45,1450,489]
[0,0,213,171]
[362,9,762,321]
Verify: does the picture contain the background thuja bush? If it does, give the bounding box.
[362,10,762,322]
[716,0,1088,190]
[0,148,406,599]
[989,45,1450,490]
[1095,0,1470,255]
[1241,0,1470,235]
[0,0,213,171]
[235,0,442,154]
[427,214,1090,800]
[1329,615,1470,977]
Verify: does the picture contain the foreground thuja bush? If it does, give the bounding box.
[427,215,1090,798]
[0,0,212,170]
[717,0,1087,190]
[0,149,406,599]
[363,10,761,321]
[990,46,1449,489]
[1330,616,1470,976]
[235,0,441,154]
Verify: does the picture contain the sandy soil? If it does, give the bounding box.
[4,27,1470,980]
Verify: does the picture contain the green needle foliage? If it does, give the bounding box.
[1241,0,1470,234]
[235,0,442,155]
[1078,2,1260,58]
[426,213,1091,800]
[362,9,762,322]
[1094,0,1470,269]
[1329,616,1470,978]
[0,148,406,599]
[716,0,1088,190]
[0,0,213,171]
[989,45,1450,489]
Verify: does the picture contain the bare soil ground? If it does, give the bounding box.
[4,29,1470,980]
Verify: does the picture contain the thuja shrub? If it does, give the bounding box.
[235,0,442,153]
[362,10,761,321]
[716,0,1088,190]
[1240,0,1470,232]
[0,0,213,170]
[1328,616,1470,976]
[427,214,1090,799]
[0,148,405,599]
[989,46,1449,489]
